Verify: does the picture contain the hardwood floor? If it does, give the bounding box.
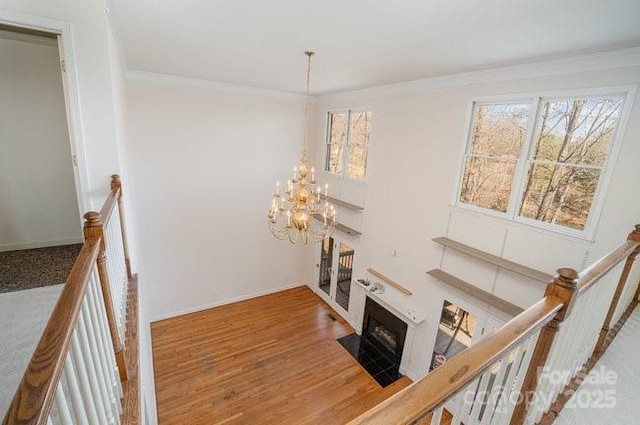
[151,286,413,425]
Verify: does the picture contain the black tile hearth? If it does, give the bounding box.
[337,333,402,388]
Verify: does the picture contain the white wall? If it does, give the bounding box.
[0,0,141,421]
[0,1,124,206]
[309,62,640,379]
[124,77,312,321]
[0,35,81,250]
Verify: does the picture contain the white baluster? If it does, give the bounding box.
[522,274,620,425]
[479,351,512,425]
[92,269,123,400]
[54,382,74,425]
[430,405,443,424]
[468,368,493,423]
[90,272,123,418]
[115,222,126,344]
[70,332,102,425]
[104,220,121,337]
[498,333,539,425]
[79,301,116,425]
[63,354,90,424]
[74,311,110,424]
[451,378,478,425]
[110,209,128,337]
[87,275,122,421]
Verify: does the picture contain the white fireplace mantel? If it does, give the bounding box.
[355,280,425,326]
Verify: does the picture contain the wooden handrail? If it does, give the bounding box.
[111,174,133,278]
[592,225,640,356]
[2,239,100,425]
[577,239,640,294]
[99,186,120,227]
[84,210,128,381]
[347,296,564,425]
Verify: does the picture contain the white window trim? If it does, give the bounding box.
[323,108,374,184]
[452,85,637,241]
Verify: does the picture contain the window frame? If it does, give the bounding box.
[324,108,373,183]
[452,86,636,240]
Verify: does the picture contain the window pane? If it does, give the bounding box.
[459,157,516,212]
[519,164,601,230]
[533,97,623,166]
[326,112,347,174]
[470,103,530,158]
[347,111,371,180]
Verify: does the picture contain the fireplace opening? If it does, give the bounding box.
[338,297,408,387]
[369,319,398,353]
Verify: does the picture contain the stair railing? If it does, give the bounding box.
[83,175,132,381]
[348,224,640,425]
[2,175,133,425]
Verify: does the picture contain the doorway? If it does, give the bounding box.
[0,24,83,244]
[0,24,84,292]
[429,298,506,418]
[430,300,478,371]
[317,236,355,314]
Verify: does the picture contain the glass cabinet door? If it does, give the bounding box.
[335,242,354,312]
[318,237,333,297]
[317,237,355,313]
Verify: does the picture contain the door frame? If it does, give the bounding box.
[428,291,508,415]
[0,10,90,215]
[313,232,359,325]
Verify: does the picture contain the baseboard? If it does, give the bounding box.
[150,282,306,323]
[0,237,83,252]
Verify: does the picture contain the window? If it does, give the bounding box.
[325,110,371,180]
[457,92,627,236]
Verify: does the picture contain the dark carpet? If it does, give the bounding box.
[0,244,83,293]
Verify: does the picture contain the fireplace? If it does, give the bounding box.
[337,297,408,387]
[362,297,408,361]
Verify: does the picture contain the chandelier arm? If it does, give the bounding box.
[308,220,335,241]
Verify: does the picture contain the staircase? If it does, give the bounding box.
[2,175,140,425]
[2,173,638,425]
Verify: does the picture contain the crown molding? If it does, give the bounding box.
[125,69,307,101]
[319,47,640,102]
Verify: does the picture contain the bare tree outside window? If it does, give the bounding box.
[519,97,623,230]
[326,112,347,174]
[459,103,530,211]
[347,111,371,180]
[458,94,625,234]
[325,110,371,180]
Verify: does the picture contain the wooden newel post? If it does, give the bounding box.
[111,174,132,279]
[593,224,640,357]
[84,211,129,382]
[510,268,579,425]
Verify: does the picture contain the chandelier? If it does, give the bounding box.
[268,51,336,244]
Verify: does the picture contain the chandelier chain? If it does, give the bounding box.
[302,51,314,158]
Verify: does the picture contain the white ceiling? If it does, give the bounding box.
[112,0,640,95]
